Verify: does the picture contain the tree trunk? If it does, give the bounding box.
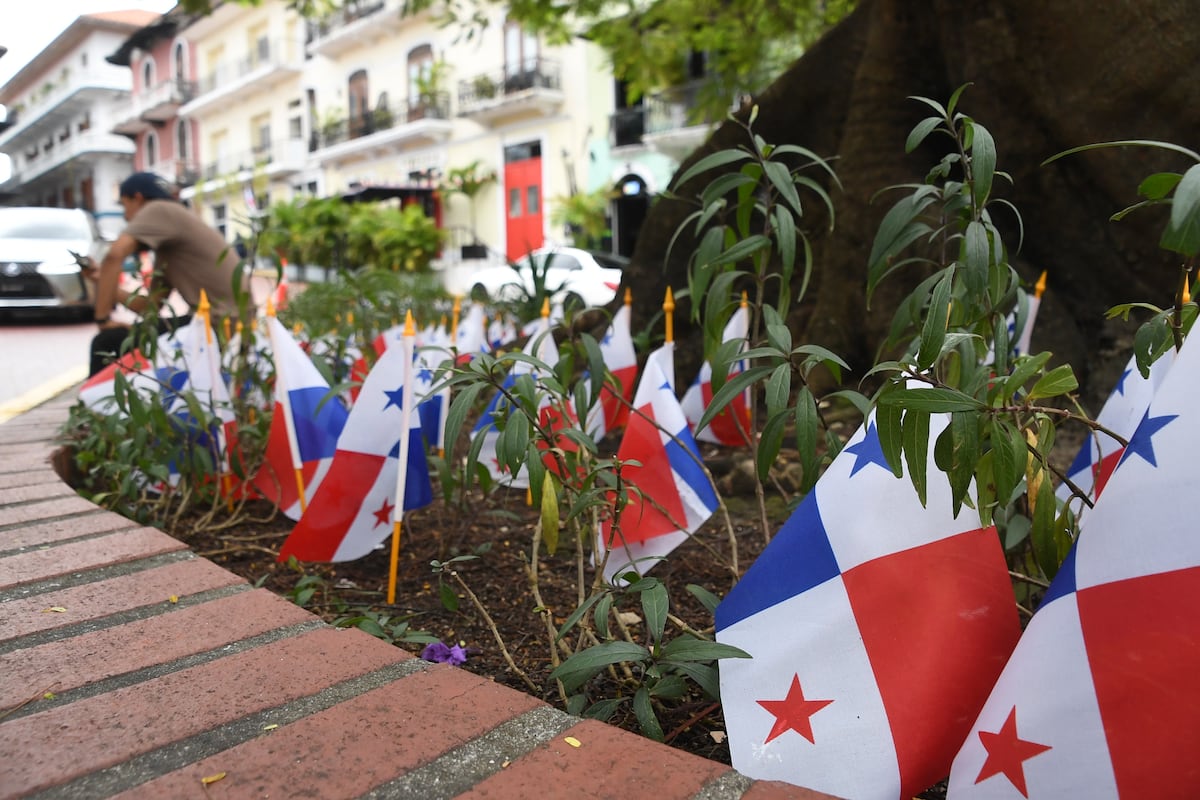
[625,0,1200,409]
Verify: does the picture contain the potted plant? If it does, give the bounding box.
[472,73,497,100]
[441,159,497,259]
[551,187,615,250]
[412,58,450,119]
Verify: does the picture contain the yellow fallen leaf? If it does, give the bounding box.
[501,760,511,769]
[43,692,56,700]
[710,731,727,744]
[201,772,226,786]
[262,724,278,731]
[168,595,179,604]
[564,736,582,748]
[42,607,67,613]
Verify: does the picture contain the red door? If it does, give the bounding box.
[504,154,543,262]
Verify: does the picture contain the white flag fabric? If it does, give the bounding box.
[1055,349,1175,521]
[596,342,719,584]
[948,334,1200,799]
[585,304,638,441]
[680,305,752,446]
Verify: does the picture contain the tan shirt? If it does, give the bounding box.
[123,200,246,318]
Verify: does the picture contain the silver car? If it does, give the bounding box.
[0,206,107,318]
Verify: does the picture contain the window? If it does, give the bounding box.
[288,98,303,139]
[508,187,521,218]
[212,204,227,238]
[407,44,433,106]
[348,69,369,135]
[175,120,190,164]
[173,42,186,80]
[250,112,271,157]
[141,58,155,91]
[525,185,540,215]
[145,132,158,167]
[504,19,539,77]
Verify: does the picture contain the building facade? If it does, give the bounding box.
[0,10,161,219]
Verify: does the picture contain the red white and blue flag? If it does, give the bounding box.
[471,318,573,488]
[714,403,1020,800]
[585,304,638,441]
[598,342,718,584]
[948,334,1200,799]
[1055,349,1174,520]
[253,315,349,520]
[681,304,752,446]
[455,302,489,363]
[277,325,432,562]
[79,326,192,412]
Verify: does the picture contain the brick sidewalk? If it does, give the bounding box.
[0,392,837,800]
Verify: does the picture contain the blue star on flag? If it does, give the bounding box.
[417,366,434,383]
[1118,410,1177,468]
[844,421,893,477]
[383,384,405,411]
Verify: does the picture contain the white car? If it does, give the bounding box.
[468,247,627,310]
[0,206,108,319]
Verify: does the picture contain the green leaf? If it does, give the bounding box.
[757,410,789,483]
[764,160,803,217]
[901,407,930,506]
[905,116,942,154]
[765,364,791,417]
[1028,364,1078,400]
[685,584,721,615]
[877,387,983,413]
[540,474,560,556]
[1030,474,1059,580]
[1163,163,1200,256]
[674,148,753,189]
[772,205,797,275]
[594,593,613,639]
[1001,352,1052,401]
[946,411,980,515]
[1139,172,1182,201]
[695,365,771,435]
[633,686,664,741]
[583,697,626,721]
[874,398,904,478]
[555,593,603,641]
[659,637,751,663]
[711,234,771,267]
[917,268,954,369]
[970,122,996,207]
[990,421,1026,509]
[439,582,459,612]
[550,641,650,693]
[641,579,669,646]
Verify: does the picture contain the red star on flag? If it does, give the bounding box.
[975,706,1052,797]
[757,673,834,744]
[372,498,395,528]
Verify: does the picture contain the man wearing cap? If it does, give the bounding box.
[87,172,249,375]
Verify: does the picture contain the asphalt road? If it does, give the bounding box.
[0,314,95,421]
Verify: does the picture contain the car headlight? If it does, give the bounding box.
[37,259,81,276]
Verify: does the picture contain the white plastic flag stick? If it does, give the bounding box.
[388,311,417,604]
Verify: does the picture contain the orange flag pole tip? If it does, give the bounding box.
[541,296,551,318]
[1034,270,1047,299]
[404,309,416,336]
[741,290,749,308]
[663,287,675,344]
[624,286,632,305]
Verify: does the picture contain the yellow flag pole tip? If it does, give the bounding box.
[541,297,551,318]
[624,287,632,305]
[265,296,276,317]
[404,310,416,336]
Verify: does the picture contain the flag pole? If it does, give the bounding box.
[451,295,461,348]
[1184,275,1192,305]
[263,298,309,513]
[198,290,234,508]
[663,287,675,344]
[625,286,632,306]
[388,311,417,605]
[527,298,553,507]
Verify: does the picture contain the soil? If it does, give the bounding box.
[170,445,788,768]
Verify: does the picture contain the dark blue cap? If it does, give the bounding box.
[118,172,176,200]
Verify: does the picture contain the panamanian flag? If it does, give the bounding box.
[1054,349,1174,521]
[585,303,638,441]
[680,304,752,446]
[277,326,432,563]
[471,318,574,488]
[948,334,1200,799]
[253,315,349,520]
[79,325,192,412]
[715,404,1020,800]
[598,342,719,584]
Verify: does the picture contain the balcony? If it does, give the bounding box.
[197,137,309,188]
[110,78,197,136]
[179,39,304,118]
[310,96,452,167]
[456,58,564,126]
[306,0,411,58]
[0,69,134,151]
[148,157,201,188]
[0,130,134,189]
[610,80,720,159]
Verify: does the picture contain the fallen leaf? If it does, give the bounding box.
[262,724,278,731]
[168,595,179,604]
[564,736,582,748]
[616,611,642,626]
[201,772,226,786]
[501,760,511,768]
[710,731,727,744]
[42,607,67,614]
[43,692,56,700]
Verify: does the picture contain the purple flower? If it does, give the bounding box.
[422,641,468,665]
